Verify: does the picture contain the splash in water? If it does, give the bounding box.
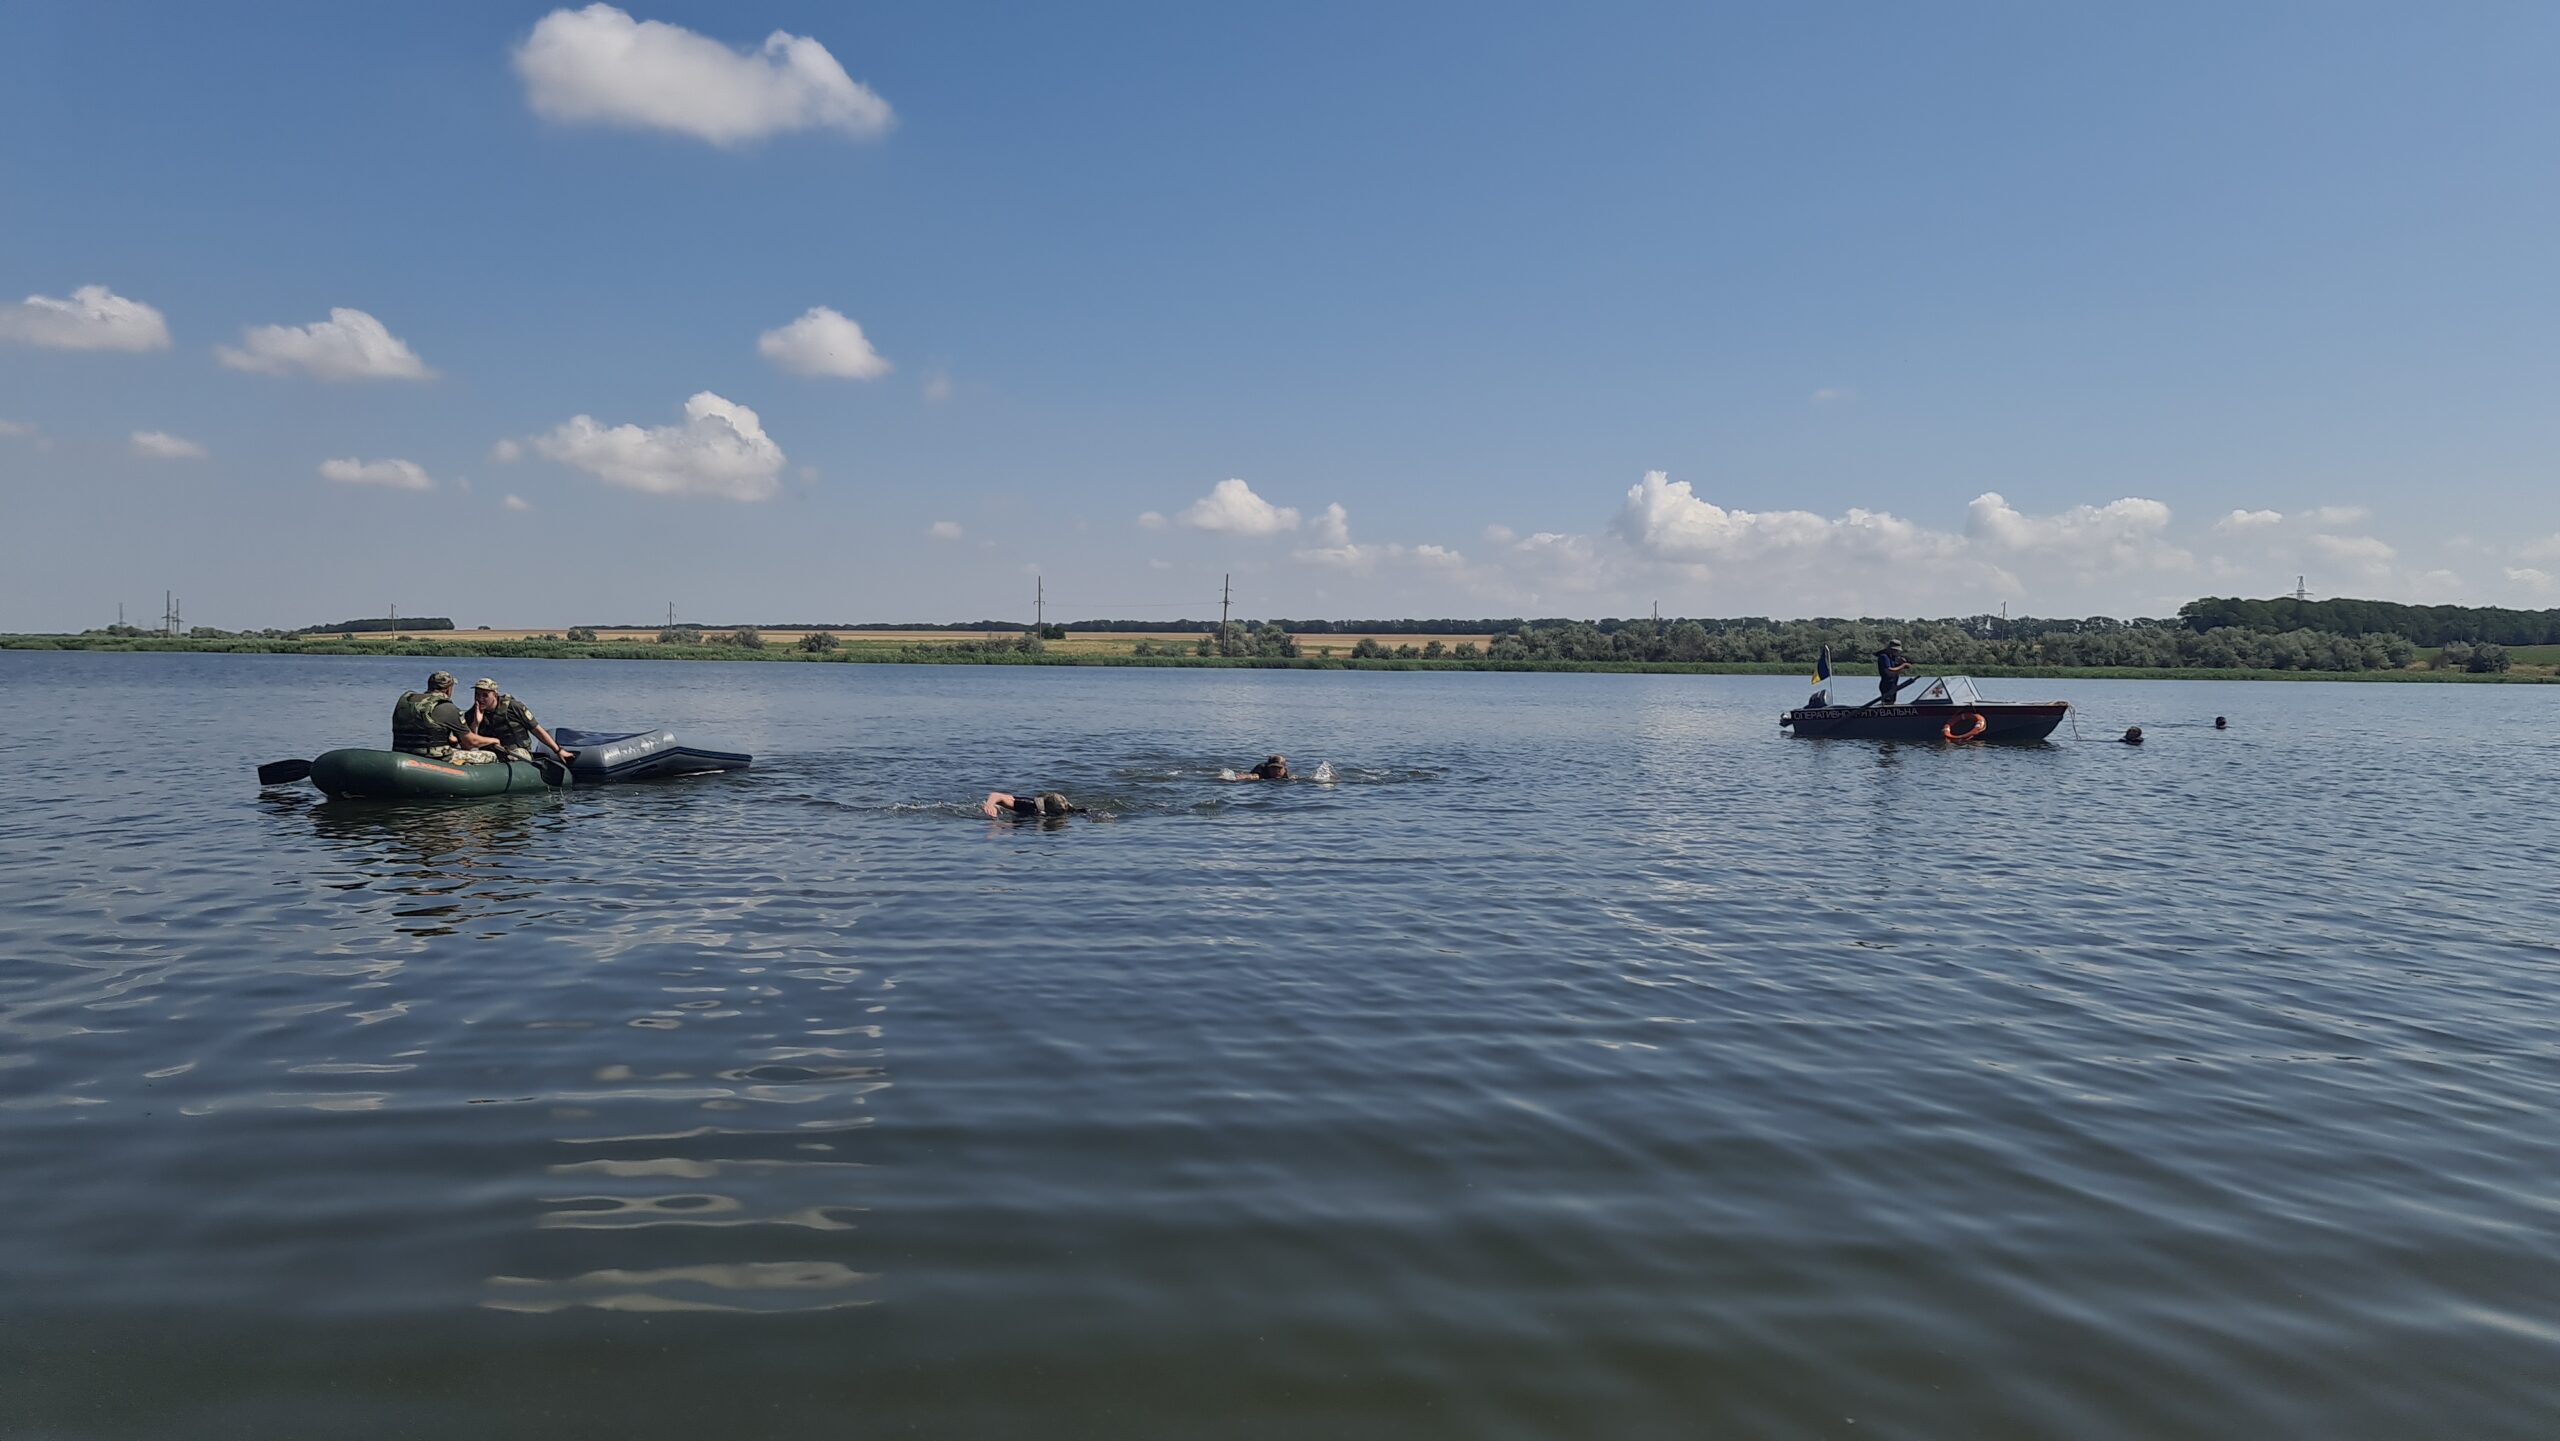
[1217,761,1334,783]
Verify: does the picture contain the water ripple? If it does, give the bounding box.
[4,654,2557,1438]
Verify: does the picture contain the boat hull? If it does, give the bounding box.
[1781,701,2067,742]
[309,748,565,798]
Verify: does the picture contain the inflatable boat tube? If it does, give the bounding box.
[554,727,752,783]
[310,749,565,799]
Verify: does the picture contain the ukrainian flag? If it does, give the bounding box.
[1809,644,1832,689]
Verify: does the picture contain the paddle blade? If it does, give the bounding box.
[257,759,313,786]
[532,755,569,788]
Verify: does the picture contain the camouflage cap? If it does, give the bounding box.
[472,677,500,693]
[427,670,457,690]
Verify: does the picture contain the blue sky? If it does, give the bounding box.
[6,2,2559,630]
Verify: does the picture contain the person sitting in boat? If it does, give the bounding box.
[1226,754,1290,781]
[1875,640,1912,703]
[391,671,504,766]
[983,790,1085,819]
[466,678,575,765]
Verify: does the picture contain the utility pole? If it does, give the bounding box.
[1220,573,1232,650]
[1035,575,1044,632]
[2292,575,2312,602]
[162,590,180,636]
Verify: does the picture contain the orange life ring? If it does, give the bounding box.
[1942,712,1987,742]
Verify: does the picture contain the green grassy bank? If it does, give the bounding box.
[9,632,2559,682]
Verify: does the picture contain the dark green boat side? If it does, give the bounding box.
[309,748,566,799]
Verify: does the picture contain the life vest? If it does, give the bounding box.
[477,694,537,749]
[391,690,460,754]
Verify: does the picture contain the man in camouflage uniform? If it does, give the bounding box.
[391,670,503,764]
[467,678,576,765]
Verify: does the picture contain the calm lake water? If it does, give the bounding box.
[5,650,2557,1439]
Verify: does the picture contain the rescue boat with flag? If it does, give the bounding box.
[1780,675,2069,742]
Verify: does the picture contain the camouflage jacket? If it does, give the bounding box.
[392,690,467,754]
[474,694,540,749]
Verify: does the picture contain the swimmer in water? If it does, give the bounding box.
[982,790,1084,818]
[1226,754,1290,782]
[2121,726,2145,744]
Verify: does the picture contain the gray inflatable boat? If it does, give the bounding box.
[553,728,752,783]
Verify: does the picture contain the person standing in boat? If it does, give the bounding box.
[1875,639,1913,704]
[467,678,576,765]
[391,671,504,765]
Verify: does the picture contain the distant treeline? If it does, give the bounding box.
[545,595,2560,657]
[1486,618,2422,673]
[575,618,1539,634]
[297,617,455,635]
[2178,596,2560,646]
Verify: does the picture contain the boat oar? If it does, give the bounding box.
[1855,674,1933,709]
[258,758,314,786]
[532,753,569,787]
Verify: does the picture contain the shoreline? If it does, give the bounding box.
[6,633,2552,682]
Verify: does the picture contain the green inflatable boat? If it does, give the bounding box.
[307,748,567,799]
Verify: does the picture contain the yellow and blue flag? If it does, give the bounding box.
[1809,644,1832,689]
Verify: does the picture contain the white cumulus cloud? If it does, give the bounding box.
[1177,478,1300,536]
[219,308,434,381]
[1,285,171,352]
[2214,509,2285,531]
[1966,491,2187,572]
[503,494,533,511]
[928,520,963,540]
[1616,472,1844,559]
[0,419,36,439]
[319,457,435,490]
[514,4,894,147]
[529,391,786,501]
[1309,503,1351,548]
[2308,532,2397,572]
[130,430,207,460]
[490,439,524,463]
[1291,503,1465,573]
[758,306,890,379]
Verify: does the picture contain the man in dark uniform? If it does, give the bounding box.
[466,678,575,764]
[1875,639,1912,704]
[391,670,503,764]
